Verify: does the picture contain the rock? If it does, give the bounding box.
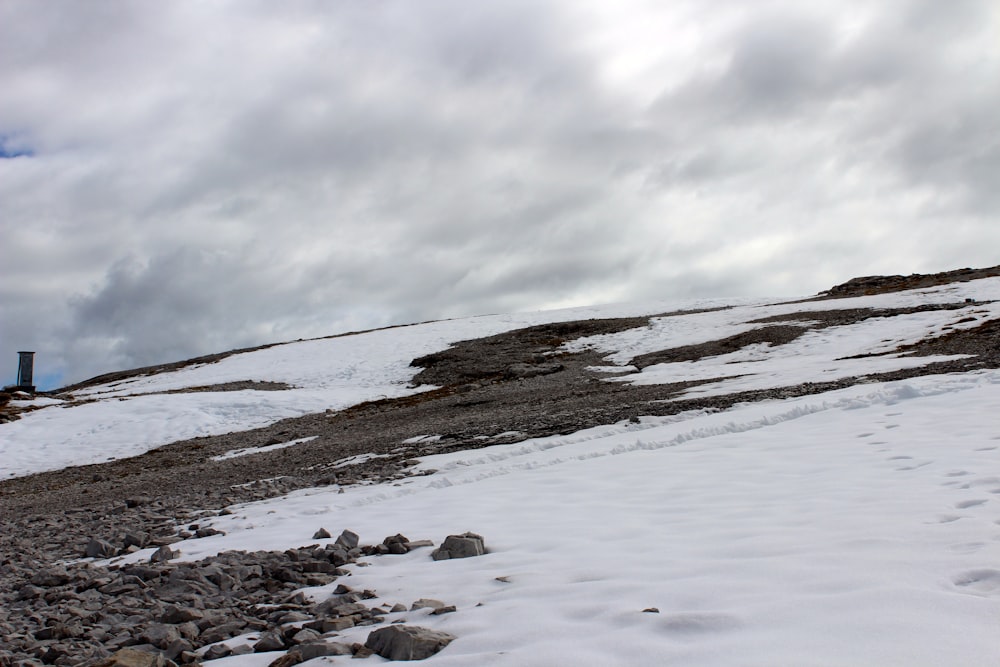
[124,531,151,548]
[277,611,312,624]
[85,538,117,559]
[254,632,286,652]
[163,639,193,661]
[291,628,321,645]
[335,529,359,549]
[431,532,485,560]
[431,605,457,615]
[202,643,232,660]
[312,528,331,539]
[365,625,457,661]
[404,540,434,549]
[320,617,355,632]
[34,623,81,640]
[199,620,246,644]
[331,601,367,617]
[160,605,203,625]
[298,641,354,659]
[267,651,304,667]
[410,599,446,611]
[175,622,200,642]
[150,545,177,563]
[30,568,71,587]
[140,623,182,649]
[194,527,224,538]
[94,648,179,667]
[352,645,375,658]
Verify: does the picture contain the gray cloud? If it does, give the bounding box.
[1,0,997,388]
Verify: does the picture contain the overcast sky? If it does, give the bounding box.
[2,0,998,389]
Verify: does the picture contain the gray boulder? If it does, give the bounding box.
[335,529,359,549]
[253,632,286,652]
[139,623,181,649]
[160,605,203,625]
[202,643,232,660]
[365,625,457,661]
[85,538,117,559]
[149,545,177,563]
[297,641,353,659]
[410,598,446,611]
[431,532,485,560]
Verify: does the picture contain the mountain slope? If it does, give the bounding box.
[1,267,999,666]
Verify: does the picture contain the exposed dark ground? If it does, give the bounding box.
[1,267,999,664]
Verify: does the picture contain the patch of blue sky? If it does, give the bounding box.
[0,134,34,158]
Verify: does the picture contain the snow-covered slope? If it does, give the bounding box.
[3,276,1000,665]
[0,297,743,479]
[183,371,1000,666]
[4,278,999,480]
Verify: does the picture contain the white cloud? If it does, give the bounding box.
[1,0,997,387]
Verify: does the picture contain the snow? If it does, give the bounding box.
[566,278,1000,400]
[211,436,318,462]
[107,369,1000,666]
[0,298,736,479]
[4,276,1000,664]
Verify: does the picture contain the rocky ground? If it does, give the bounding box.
[2,267,999,665]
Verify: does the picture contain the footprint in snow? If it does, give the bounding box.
[954,499,989,509]
[656,612,742,636]
[896,461,933,471]
[952,569,1000,595]
[948,542,986,554]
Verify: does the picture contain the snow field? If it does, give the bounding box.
[566,278,1000,400]
[110,371,1000,666]
[0,297,738,479]
[5,276,1000,663]
[4,278,997,480]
